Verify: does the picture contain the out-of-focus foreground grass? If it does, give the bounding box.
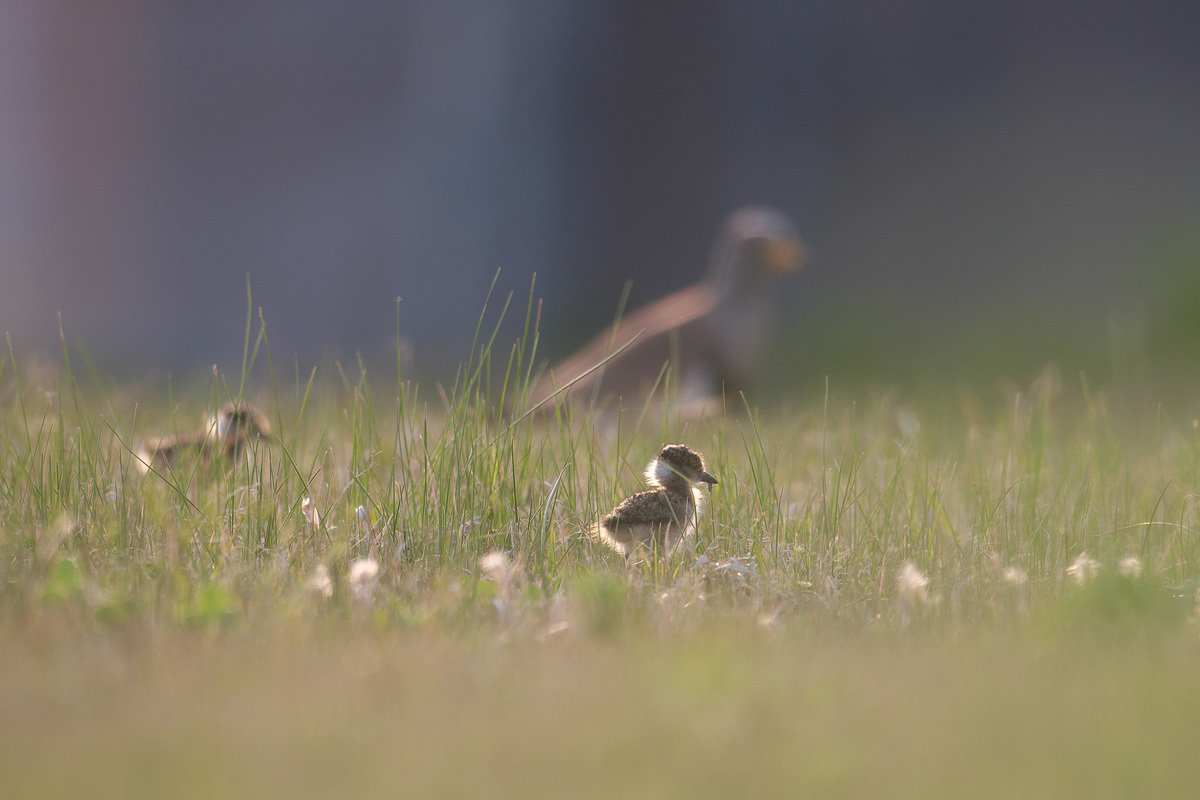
[3,623,1200,799]
[4,302,1200,796]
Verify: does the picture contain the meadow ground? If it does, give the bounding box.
[4,318,1200,797]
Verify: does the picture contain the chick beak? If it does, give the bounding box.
[700,471,718,487]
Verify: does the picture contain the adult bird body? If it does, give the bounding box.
[528,207,804,415]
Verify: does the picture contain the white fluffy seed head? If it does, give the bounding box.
[1067,552,1099,586]
[347,557,380,602]
[480,551,514,589]
[308,564,333,599]
[1002,565,1028,587]
[897,561,929,606]
[1118,555,1143,580]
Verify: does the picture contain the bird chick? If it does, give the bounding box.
[595,444,718,558]
[138,402,271,473]
[527,207,804,415]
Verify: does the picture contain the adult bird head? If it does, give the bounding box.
[705,207,806,293]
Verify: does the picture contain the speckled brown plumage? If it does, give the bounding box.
[595,444,718,558]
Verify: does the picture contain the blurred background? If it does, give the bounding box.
[2,1,1199,390]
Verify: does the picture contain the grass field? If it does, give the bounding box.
[3,305,1200,797]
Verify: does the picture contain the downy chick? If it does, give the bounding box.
[139,402,271,473]
[595,444,718,558]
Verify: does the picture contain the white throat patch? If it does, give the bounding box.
[645,458,678,488]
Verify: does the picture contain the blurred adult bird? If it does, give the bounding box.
[526,207,804,415]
